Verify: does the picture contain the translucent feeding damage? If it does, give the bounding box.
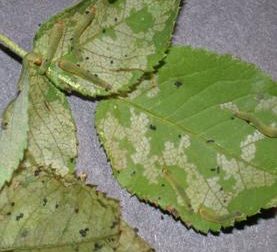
[0,167,120,251]
[24,64,78,176]
[0,166,152,251]
[96,46,277,232]
[33,0,181,97]
[0,57,30,189]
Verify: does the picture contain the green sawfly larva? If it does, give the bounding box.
[162,168,192,212]
[58,59,112,90]
[39,21,64,74]
[199,206,242,224]
[235,111,277,138]
[71,5,96,60]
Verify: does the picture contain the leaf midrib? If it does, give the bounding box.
[119,97,273,174]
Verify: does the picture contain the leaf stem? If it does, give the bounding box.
[0,33,28,59]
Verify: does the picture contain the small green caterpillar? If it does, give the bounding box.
[162,168,192,212]
[39,21,64,74]
[58,59,112,90]
[71,5,96,60]
[199,206,242,224]
[235,111,277,138]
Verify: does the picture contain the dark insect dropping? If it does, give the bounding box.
[85,10,90,14]
[79,228,89,238]
[161,215,164,220]
[42,198,48,206]
[76,64,80,67]
[55,203,59,209]
[114,17,118,22]
[174,81,183,88]
[75,208,79,214]
[110,220,118,229]
[149,124,157,131]
[94,243,104,250]
[102,28,106,33]
[85,56,90,60]
[134,227,139,233]
[34,169,41,176]
[161,183,165,187]
[110,60,114,64]
[16,213,24,221]
[206,139,215,143]
[11,202,15,207]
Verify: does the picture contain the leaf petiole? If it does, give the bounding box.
[0,33,28,59]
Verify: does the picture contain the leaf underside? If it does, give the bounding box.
[25,63,78,176]
[0,59,30,189]
[34,0,181,97]
[0,166,153,251]
[96,46,277,232]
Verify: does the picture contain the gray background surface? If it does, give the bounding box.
[0,0,276,251]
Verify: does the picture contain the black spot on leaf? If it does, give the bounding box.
[94,243,104,251]
[149,124,157,131]
[110,220,118,229]
[34,169,41,176]
[174,81,183,88]
[16,213,24,221]
[79,228,89,237]
[42,198,47,206]
[206,139,215,143]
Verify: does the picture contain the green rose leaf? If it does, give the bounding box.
[34,0,180,97]
[24,61,77,176]
[0,165,153,251]
[0,58,30,189]
[116,222,153,252]
[95,46,277,232]
[0,166,121,251]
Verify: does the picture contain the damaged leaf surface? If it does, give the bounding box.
[96,46,277,232]
[25,63,77,176]
[0,58,30,189]
[0,167,120,251]
[34,0,180,97]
